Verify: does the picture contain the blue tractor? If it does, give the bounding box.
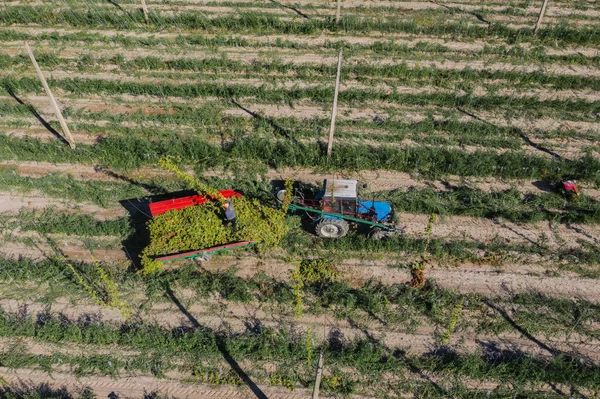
[278,179,405,239]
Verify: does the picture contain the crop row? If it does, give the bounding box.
[1,6,600,46]
[1,348,168,379]
[2,94,596,145]
[2,28,598,68]
[3,78,597,129]
[0,208,132,238]
[69,55,600,91]
[3,253,600,339]
[2,110,593,158]
[0,302,599,394]
[4,51,600,92]
[64,110,597,149]
[3,131,600,184]
[34,0,600,22]
[2,188,600,276]
[0,340,586,399]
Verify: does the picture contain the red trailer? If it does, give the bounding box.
[148,189,253,263]
[149,189,241,217]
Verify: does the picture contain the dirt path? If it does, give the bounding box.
[0,367,322,399]
[0,193,127,219]
[205,255,600,303]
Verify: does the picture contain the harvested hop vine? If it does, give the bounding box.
[140,157,288,273]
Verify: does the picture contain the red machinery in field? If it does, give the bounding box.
[148,190,257,263]
[560,180,579,198]
[149,189,241,217]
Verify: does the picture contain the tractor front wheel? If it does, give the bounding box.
[315,219,349,239]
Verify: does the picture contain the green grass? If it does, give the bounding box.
[1,7,600,46]
[3,133,600,184]
[2,255,599,340]
[4,76,598,119]
[383,186,600,224]
[4,50,600,90]
[1,304,599,394]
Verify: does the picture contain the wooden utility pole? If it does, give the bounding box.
[25,43,76,149]
[533,0,550,35]
[335,0,341,24]
[311,352,325,399]
[140,0,149,23]
[326,48,343,159]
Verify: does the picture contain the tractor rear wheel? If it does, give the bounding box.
[315,219,349,239]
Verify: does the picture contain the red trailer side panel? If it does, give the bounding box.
[149,190,242,217]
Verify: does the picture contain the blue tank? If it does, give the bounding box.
[357,200,392,222]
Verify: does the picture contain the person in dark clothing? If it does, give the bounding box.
[223,200,237,234]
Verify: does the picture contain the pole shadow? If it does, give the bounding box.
[565,223,600,245]
[94,165,168,196]
[267,0,311,19]
[106,0,124,10]
[163,283,269,399]
[492,218,538,246]
[231,99,298,143]
[4,85,70,146]
[456,106,568,162]
[483,300,559,357]
[430,0,490,24]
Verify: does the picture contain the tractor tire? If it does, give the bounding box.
[315,218,349,239]
[194,253,212,263]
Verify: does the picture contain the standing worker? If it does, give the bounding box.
[223,200,237,234]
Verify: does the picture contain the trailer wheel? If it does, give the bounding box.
[194,253,212,264]
[315,219,349,239]
[369,227,386,240]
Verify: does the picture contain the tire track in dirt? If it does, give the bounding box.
[0,367,322,399]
